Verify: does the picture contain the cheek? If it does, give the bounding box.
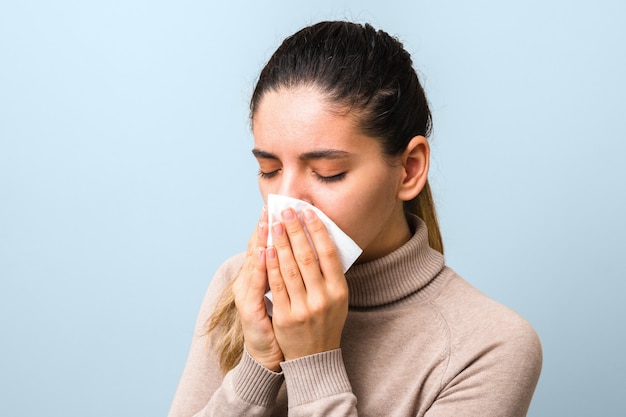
[338,201,382,247]
[312,195,376,248]
[332,180,399,247]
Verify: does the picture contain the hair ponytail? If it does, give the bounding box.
[408,181,444,254]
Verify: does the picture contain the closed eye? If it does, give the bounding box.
[315,172,346,183]
[258,169,280,180]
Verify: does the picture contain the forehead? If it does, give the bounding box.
[252,87,363,151]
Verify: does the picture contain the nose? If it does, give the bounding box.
[277,170,311,204]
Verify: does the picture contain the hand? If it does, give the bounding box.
[232,207,284,371]
[266,208,349,361]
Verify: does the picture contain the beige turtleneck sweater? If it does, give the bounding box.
[169,216,542,416]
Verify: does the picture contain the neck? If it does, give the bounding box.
[357,209,412,264]
[346,214,445,308]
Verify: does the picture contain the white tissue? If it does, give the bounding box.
[264,194,362,316]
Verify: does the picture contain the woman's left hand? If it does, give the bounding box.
[266,208,349,361]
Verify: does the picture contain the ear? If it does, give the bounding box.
[397,135,430,201]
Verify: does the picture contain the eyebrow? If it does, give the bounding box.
[252,148,351,161]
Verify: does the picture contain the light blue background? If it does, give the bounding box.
[1,1,624,415]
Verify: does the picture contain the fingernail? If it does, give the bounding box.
[266,247,276,259]
[272,222,284,237]
[303,209,316,222]
[259,205,266,220]
[258,221,266,235]
[281,208,295,221]
[257,247,264,261]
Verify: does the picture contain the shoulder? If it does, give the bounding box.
[432,268,542,380]
[211,252,246,289]
[205,252,247,301]
[193,252,246,332]
[434,268,540,337]
[423,269,543,414]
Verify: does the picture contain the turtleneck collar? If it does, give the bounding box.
[345,214,445,309]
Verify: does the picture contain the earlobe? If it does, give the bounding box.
[397,136,430,201]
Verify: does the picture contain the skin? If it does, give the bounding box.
[233,86,430,371]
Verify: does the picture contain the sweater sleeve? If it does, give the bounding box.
[280,349,358,416]
[168,254,284,417]
[197,350,285,417]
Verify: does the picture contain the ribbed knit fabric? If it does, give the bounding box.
[233,349,283,407]
[168,215,542,417]
[345,215,445,308]
[281,349,352,407]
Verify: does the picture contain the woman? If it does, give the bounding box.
[169,21,542,416]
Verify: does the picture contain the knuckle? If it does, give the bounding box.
[282,265,300,281]
[286,226,306,241]
[309,298,328,315]
[296,250,317,267]
[290,310,309,325]
[274,237,291,250]
[272,313,291,328]
[335,289,349,304]
[328,284,348,301]
[285,219,303,232]
[269,279,285,293]
[318,244,338,259]
[305,220,325,233]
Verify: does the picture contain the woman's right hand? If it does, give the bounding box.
[232,207,284,371]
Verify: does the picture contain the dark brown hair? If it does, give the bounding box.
[250,21,442,251]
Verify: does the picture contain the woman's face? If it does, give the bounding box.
[252,86,412,262]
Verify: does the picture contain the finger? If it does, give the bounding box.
[234,253,267,317]
[257,207,269,263]
[234,208,269,307]
[248,206,269,298]
[302,209,344,283]
[243,205,266,262]
[271,218,307,301]
[257,205,268,247]
[265,245,289,312]
[281,208,324,294]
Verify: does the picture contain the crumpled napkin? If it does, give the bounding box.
[264,194,362,316]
